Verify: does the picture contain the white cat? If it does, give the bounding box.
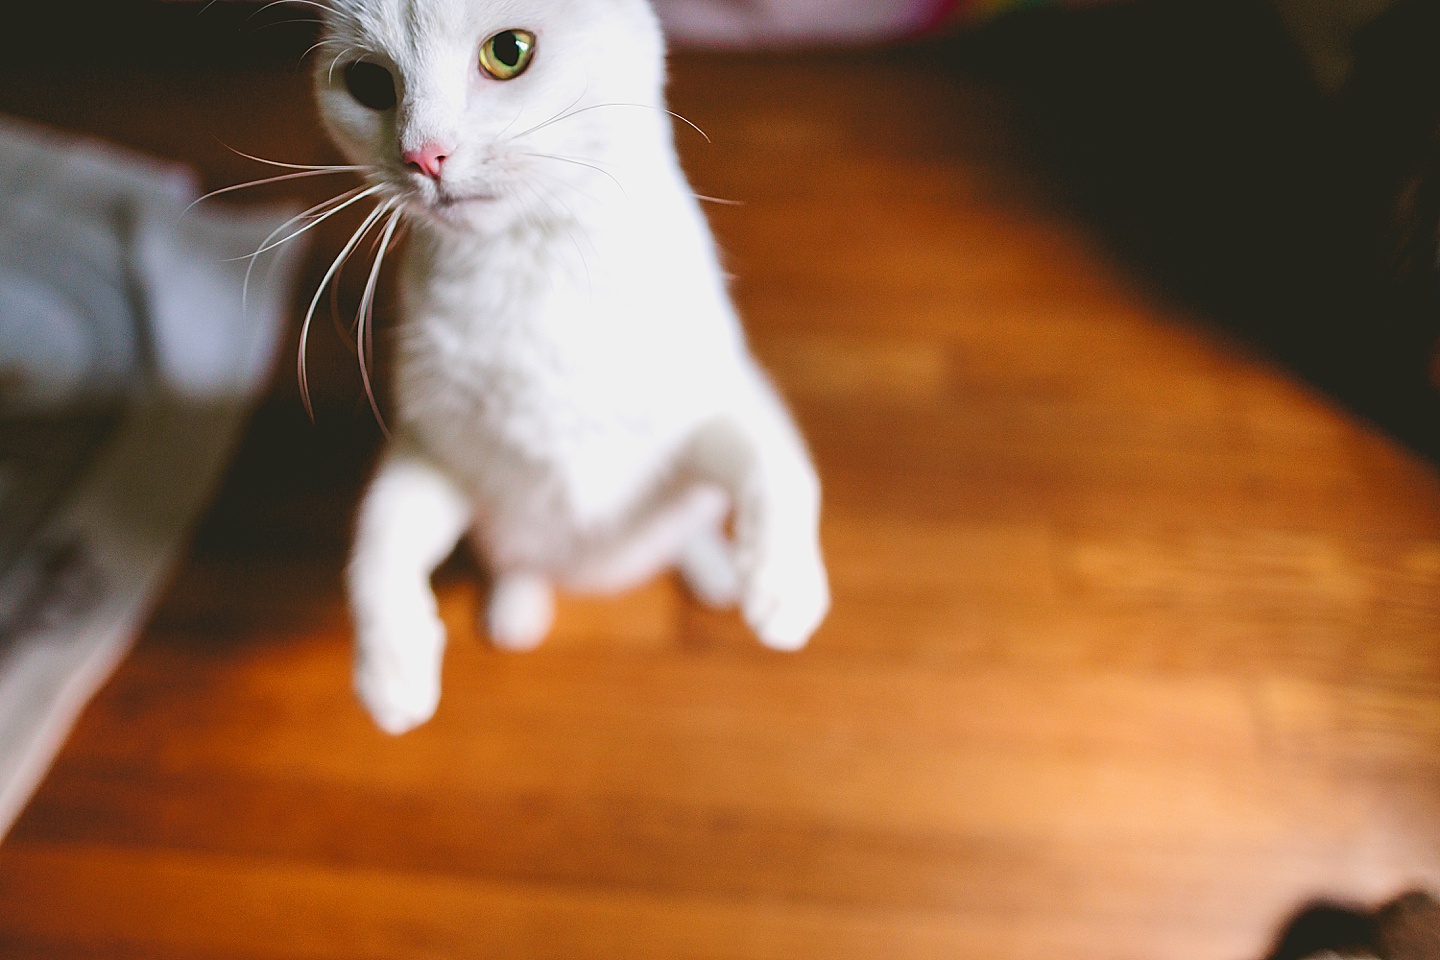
[312,0,829,733]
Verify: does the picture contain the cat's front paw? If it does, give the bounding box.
[354,614,445,734]
[741,539,829,652]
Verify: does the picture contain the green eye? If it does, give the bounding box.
[479,28,535,81]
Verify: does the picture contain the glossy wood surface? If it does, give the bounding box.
[1,35,1438,960]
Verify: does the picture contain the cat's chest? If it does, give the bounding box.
[390,224,732,520]
[393,284,700,526]
[397,231,715,431]
[397,285,678,447]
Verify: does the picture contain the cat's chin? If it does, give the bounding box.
[409,192,503,230]
[435,191,498,209]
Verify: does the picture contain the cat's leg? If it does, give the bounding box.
[348,444,471,734]
[485,572,554,651]
[678,522,740,609]
[682,374,829,651]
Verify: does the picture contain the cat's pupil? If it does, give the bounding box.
[344,61,396,111]
[492,31,521,68]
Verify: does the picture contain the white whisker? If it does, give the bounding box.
[329,206,401,352]
[254,16,323,32]
[185,167,364,215]
[512,101,712,144]
[241,184,370,313]
[502,86,590,143]
[356,207,404,435]
[520,152,629,200]
[493,106,528,144]
[297,37,348,63]
[226,183,385,262]
[247,0,332,18]
[219,143,366,172]
[328,49,352,83]
[298,199,396,420]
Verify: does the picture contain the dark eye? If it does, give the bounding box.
[479,29,536,81]
[344,61,396,110]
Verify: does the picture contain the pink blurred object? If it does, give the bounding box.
[653,0,1115,48]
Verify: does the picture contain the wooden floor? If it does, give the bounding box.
[2,35,1440,960]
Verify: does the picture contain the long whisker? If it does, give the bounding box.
[332,220,393,351]
[338,197,403,350]
[217,142,366,172]
[513,101,712,144]
[298,199,395,420]
[240,184,375,312]
[226,183,384,262]
[672,112,712,143]
[355,207,403,435]
[331,220,384,349]
[502,86,590,143]
[328,49,352,83]
[296,37,347,63]
[253,16,322,33]
[604,103,713,143]
[185,167,364,215]
[693,193,743,206]
[520,152,629,200]
[247,0,333,18]
[493,106,528,144]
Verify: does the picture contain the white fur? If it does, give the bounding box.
[320,0,828,733]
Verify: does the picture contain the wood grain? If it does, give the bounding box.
[0,37,1437,960]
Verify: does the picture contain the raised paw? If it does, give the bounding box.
[740,540,830,652]
[486,573,555,652]
[354,612,445,735]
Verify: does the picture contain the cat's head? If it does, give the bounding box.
[314,0,668,230]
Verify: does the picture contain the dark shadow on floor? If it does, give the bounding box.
[947,0,1440,461]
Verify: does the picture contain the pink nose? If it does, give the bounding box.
[402,142,450,180]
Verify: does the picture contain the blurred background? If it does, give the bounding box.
[0,1,1438,958]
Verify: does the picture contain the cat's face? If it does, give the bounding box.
[315,0,666,230]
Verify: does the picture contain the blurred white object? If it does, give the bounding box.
[651,0,937,47]
[0,117,295,404]
[0,116,305,842]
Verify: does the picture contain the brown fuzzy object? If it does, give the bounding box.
[1263,891,1440,960]
[1374,892,1440,960]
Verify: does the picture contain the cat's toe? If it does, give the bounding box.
[742,546,829,652]
[486,573,555,651]
[354,653,440,735]
[353,616,445,734]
